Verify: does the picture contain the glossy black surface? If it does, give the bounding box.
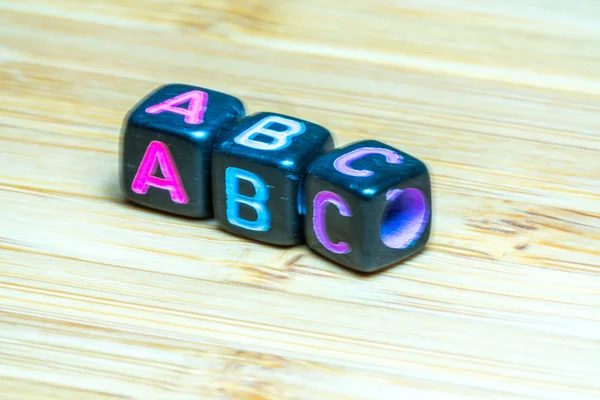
[212,112,334,245]
[121,83,245,217]
[304,140,432,272]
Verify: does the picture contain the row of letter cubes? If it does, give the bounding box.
[121,84,432,272]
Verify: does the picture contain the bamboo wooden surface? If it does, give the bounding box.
[1,0,600,399]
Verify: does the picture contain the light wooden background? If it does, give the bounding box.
[1,0,599,399]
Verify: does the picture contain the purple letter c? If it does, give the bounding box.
[313,191,352,254]
[334,147,403,177]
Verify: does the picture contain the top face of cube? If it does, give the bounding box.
[127,83,245,142]
[214,112,334,175]
[307,140,429,199]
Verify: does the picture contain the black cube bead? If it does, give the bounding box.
[304,140,432,272]
[212,112,334,245]
[121,83,244,217]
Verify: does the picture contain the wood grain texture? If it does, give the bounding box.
[1,0,599,399]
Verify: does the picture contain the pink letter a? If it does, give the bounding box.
[145,90,208,124]
[131,141,189,204]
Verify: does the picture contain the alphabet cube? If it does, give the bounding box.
[212,112,334,245]
[304,140,432,272]
[121,84,244,217]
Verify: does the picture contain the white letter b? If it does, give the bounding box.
[234,116,305,151]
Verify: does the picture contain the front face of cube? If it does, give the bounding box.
[305,140,432,272]
[121,84,244,218]
[212,112,334,245]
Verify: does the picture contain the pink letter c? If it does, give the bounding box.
[334,147,403,177]
[312,191,352,254]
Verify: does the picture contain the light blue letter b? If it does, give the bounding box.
[225,167,270,231]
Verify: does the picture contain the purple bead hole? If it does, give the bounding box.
[380,188,429,249]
